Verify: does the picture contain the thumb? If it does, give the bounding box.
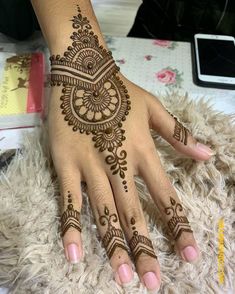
[146,94,215,161]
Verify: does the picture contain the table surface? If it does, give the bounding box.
[1,32,234,152]
[107,36,235,115]
[0,31,234,114]
[0,33,234,293]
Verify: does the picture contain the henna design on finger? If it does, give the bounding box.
[165,197,193,241]
[128,217,157,263]
[61,191,81,237]
[99,206,128,259]
[49,5,131,192]
[173,120,188,145]
[166,110,189,145]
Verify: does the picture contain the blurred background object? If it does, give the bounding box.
[92,0,141,36]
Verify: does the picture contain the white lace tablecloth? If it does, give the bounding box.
[0,32,234,115]
[106,36,235,115]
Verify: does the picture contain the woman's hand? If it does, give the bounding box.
[30,1,215,291]
[48,69,214,291]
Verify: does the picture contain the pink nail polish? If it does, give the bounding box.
[182,246,198,262]
[117,264,133,284]
[143,272,160,291]
[196,143,215,156]
[67,243,80,264]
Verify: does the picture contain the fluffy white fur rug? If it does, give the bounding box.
[0,93,234,294]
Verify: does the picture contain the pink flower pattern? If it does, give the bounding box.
[153,40,172,47]
[116,59,126,65]
[144,55,153,61]
[155,67,183,88]
[153,39,178,50]
[156,69,176,84]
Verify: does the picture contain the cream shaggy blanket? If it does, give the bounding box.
[0,93,234,294]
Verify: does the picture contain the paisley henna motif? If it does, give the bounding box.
[50,5,131,192]
[99,206,128,259]
[165,197,193,240]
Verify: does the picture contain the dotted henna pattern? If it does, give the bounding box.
[165,197,193,240]
[50,5,131,192]
[61,191,81,237]
[128,217,157,262]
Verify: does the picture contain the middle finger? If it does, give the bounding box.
[83,165,134,285]
[108,168,162,291]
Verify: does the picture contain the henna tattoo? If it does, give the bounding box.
[128,217,157,262]
[99,206,128,259]
[173,120,188,145]
[167,110,189,145]
[61,191,81,237]
[50,5,131,192]
[165,197,193,241]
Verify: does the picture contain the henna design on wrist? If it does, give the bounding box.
[49,5,131,192]
[99,206,128,259]
[61,191,81,237]
[165,197,193,241]
[167,110,189,145]
[128,217,157,263]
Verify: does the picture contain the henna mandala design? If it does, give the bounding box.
[99,206,128,259]
[128,217,157,262]
[167,110,189,145]
[165,197,193,240]
[61,191,81,237]
[50,5,131,192]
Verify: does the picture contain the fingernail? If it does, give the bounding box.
[143,272,160,291]
[181,246,198,262]
[117,263,133,284]
[67,243,80,264]
[196,143,215,156]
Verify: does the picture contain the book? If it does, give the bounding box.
[0,52,44,129]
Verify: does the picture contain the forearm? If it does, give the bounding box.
[31,0,108,53]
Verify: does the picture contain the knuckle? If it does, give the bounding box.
[120,206,142,229]
[140,144,158,165]
[89,182,109,202]
[111,246,129,261]
[58,170,75,188]
[171,138,180,149]
[136,139,156,157]
[145,145,157,160]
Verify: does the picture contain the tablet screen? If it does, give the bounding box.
[198,39,235,77]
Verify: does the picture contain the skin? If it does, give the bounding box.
[31,0,214,291]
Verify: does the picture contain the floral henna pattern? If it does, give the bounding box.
[49,5,131,192]
[129,217,157,262]
[99,206,128,259]
[165,197,193,241]
[61,191,81,237]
